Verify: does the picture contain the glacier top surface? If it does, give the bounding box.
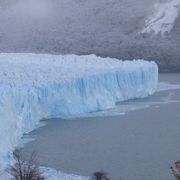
[0,53,155,87]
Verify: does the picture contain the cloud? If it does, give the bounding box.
[1,0,54,21]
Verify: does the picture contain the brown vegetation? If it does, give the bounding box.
[170,161,180,180]
[7,150,45,180]
[93,171,110,180]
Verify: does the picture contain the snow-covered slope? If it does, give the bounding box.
[0,53,158,176]
[0,0,180,72]
[142,0,180,35]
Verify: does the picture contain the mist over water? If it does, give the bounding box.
[0,0,180,72]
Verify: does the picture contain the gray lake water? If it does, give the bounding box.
[19,74,180,180]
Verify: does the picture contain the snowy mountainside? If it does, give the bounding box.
[142,0,180,35]
[0,53,158,177]
[0,0,179,72]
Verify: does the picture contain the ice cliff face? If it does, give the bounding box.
[0,53,158,174]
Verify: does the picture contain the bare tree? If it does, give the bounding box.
[7,150,45,180]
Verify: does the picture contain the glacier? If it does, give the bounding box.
[0,53,158,177]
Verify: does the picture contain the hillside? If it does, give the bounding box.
[0,0,179,72]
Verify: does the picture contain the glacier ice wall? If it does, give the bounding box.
[0,53,158,174]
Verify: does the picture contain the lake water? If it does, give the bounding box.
[19,74,180,180]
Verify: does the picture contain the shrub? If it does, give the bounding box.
[170,161,180,180]
[7,150,45,180]
[92,171,110,180]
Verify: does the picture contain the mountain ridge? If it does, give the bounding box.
[0,0,179,72]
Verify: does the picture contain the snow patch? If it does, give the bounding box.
[142,0,180,35]
[41,167,89,180]
[1,166,89,180]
